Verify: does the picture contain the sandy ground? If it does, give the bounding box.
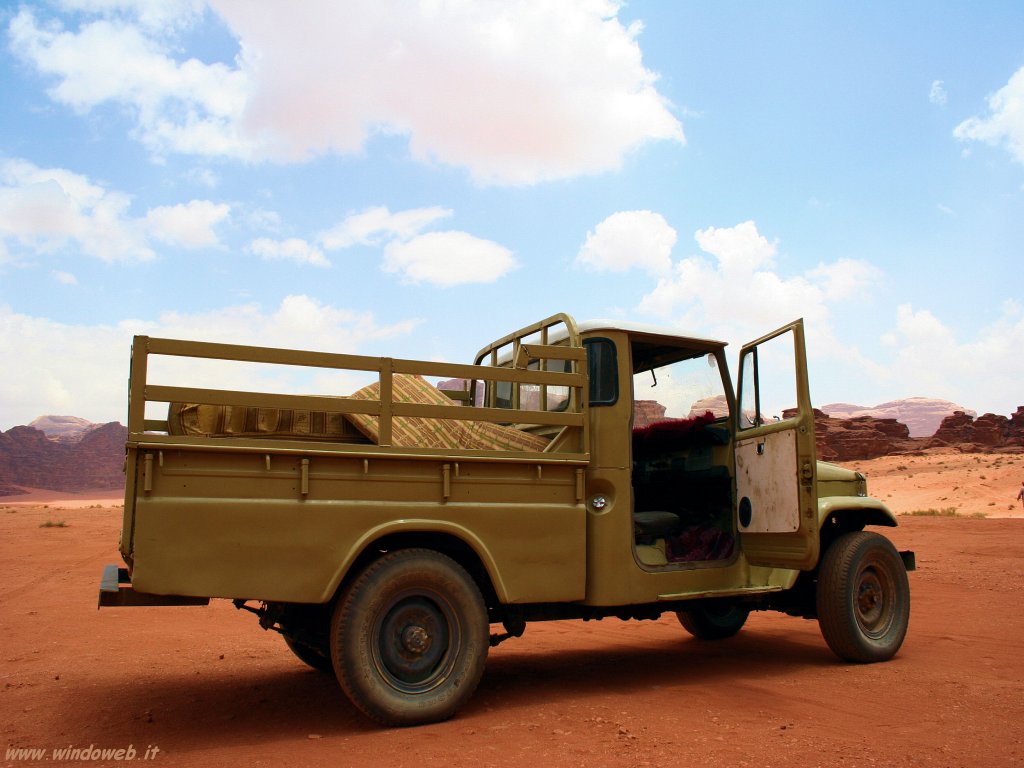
[839,449,1024,519]
[1,487,125,509]
[2,453,1023,767]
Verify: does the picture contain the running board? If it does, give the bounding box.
[657,585,785,601]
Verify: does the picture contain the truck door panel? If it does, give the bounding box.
[735,320,818,570]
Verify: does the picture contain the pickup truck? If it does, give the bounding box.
[100,312,913,726]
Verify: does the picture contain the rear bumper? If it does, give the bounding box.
[98,565,210,608]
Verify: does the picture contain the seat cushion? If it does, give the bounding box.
[633,510,681,537]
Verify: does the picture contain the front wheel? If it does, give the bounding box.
[677,603,749,640]
[816,531,910,662]
[331,549,489,726]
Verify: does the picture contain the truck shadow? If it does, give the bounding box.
[59,629,838,751]
[474,628,836,711]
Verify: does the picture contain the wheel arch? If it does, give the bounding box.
[818,498,898,554]
[327,522,507,609]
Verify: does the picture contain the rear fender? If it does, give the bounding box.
[325,520,508,604]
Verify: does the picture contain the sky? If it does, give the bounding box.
[1,0,1023,430]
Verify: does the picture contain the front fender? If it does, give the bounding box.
[818,496,899,529]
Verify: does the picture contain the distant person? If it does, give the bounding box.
[1018,481,1024,510]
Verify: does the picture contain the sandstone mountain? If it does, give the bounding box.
[28,414,99,443]
[819,398,975,438]
[0,419,127,496]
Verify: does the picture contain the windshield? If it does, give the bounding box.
[632,347,729,427]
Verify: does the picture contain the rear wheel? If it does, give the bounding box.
[283,635,333,673]
[677,603,749,640]
[331,549,489,726]
[816,531,910,662]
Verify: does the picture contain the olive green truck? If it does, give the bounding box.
[99,313,913,726]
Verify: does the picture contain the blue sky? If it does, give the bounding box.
[1,0,1022,429]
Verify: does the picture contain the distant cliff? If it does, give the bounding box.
[927,407,1024,452]
[811,406,1024,461]
[0,419,127,495]
[819,398,975,438]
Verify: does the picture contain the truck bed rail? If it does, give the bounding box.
[127,314,589,462]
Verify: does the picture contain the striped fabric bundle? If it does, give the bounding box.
[346,374,550,451]
[166,373,550,451]
[168,401,368,442]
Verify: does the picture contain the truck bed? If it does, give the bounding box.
[117,315,591,606]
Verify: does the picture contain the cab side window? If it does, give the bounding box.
[738,329,798,430]
[585,338,618,406]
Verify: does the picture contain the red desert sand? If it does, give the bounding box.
[2,449,1022,766]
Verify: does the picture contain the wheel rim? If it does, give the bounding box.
[372,591,460,694]
[854,558,895,639]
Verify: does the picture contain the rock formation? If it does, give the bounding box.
[810,410,913,461]
[633,400,667,429]
[819,398,975,438]
[928,407,1024,452]
[0,420,127,495]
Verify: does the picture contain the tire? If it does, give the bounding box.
[284,635,334,673]
[331,549,489,726]
[677,603,750,640]
[816,531,910,663]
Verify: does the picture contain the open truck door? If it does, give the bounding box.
[734,319,819,570]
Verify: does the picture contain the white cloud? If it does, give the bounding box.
[929,79,947,107]
[52,270,78,285]
[0,158,152,262]
[11,1,684,185]
[8,8,253,160]
[954,65,1024,164]
[806,258,881,301]
[247,237,329,267]
[600,216,1021,419]
[0,297,419,428]
[878,301,1024,415]
[145,200,229,248]
[693,220,777,275]
[319,205,452,250]
[215,0,683,183]
[575,210,675,276]
[57,0,206,31]
[150,294,416,348]
[0,157,232,262]
[382,231,517,286]
[638,221,881,353]
[185,166,220,188]
[319,205,518,287]
[244,207,282,233]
